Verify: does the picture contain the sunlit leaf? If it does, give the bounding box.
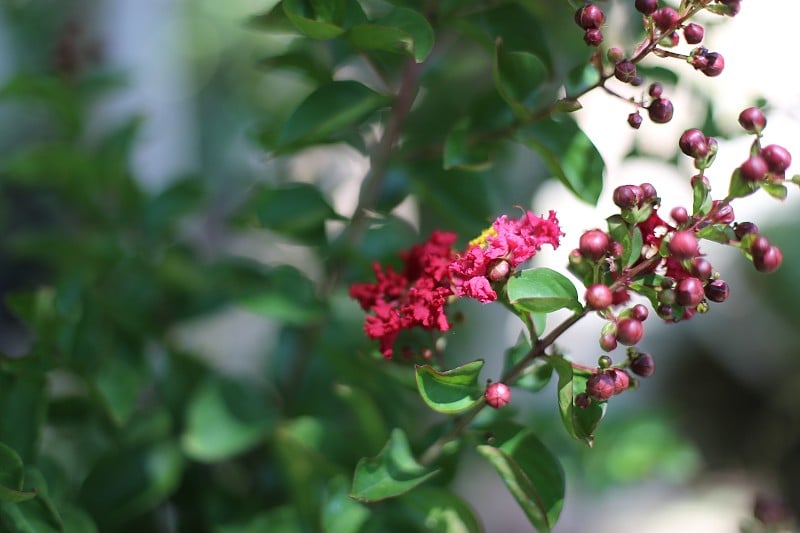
[507,268,581,314]
[415,360,485,414]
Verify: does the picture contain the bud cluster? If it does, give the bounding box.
[572,0,739,128]
[561,106,795,408]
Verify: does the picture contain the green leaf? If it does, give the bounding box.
[258,50,333,85]
[247,182,341,244]
[466,4,552,71]
[0,373,47,464]
[762,180,788,200]
[504,338,552,393]
[517,116,604,204]
[398,486,482,533]
[93,355,144,427]
[277,80,391,149]
[350,429,439,502]
[443,120,493,171]
[728,168,759,199]
[493,40,548,118]
[79,442,184,528]
[282,0,345,39]
[275,417,344,523]
[476,422,564,532]
[333,383,388,454]
[548,356,605,446]
[322,476,370,533]
[414,360,485,414]
[607,214,643,268]
[692,174,713,215]
[0,443,36,503]
[696,224,734,244]
[347,7,434,62]
[565,62,601,97]
[507,268,581,314]
[237,265,327,326]
[181,378,277,462]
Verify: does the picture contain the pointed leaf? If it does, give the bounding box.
[415,360,485,414]
[277,80,391,149]
[517,116,604,204]
[507,268,581,314]
[548,356,606,446]
[476,422,564,532]
[728,168,759,199]
[762,180,788,200]
[350,429,439,502]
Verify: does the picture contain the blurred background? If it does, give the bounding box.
[0,0,798,531]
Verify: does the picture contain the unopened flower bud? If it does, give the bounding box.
[485,382,511,409]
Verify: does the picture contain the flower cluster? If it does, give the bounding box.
[350,212,562,358]
[349,231,457,359]
[449,211,562,303]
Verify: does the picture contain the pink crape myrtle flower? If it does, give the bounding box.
[450,210,562,303]
[350,231,457,359]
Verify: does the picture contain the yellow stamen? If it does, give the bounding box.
[469,226,497,248]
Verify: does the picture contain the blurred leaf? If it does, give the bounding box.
[0,443,35,503]
[92,355,144,427]
[247,182,342,244]
[237,264,327,325]
[259,50,333,84]
[465,4,552,71]
[507,268,581,314]
[275,417,344,523]
[443,119,494,171]
[409,165,496,236]
[350,429,439,502]
[277,80,391,149]
[79,442,184,527]
[0,373,47,464]
[517,116,604,204]
[493,40,548,118]
[322,476,370,533]
[397,486,482,532]
[333,383,388,454]
[379,7,434,62]
[564,62,601,97]
[216,507,303,533]
[282,0,346,39]
[414,360,485,414]
[476,422,564,532]
[58,506,98,533]
[504,338,552,393]
[181,377,277,462]
[549,356,605,446]
[347,7,434,63]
